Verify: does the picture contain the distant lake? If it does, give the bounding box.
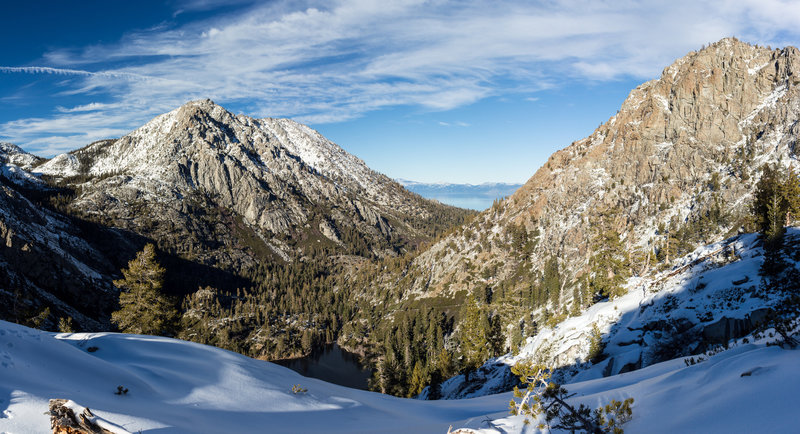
[423,195,497,210]
[275,343,374,390]
[398,181,523,210]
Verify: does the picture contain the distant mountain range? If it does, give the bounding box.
[396,179,522,210]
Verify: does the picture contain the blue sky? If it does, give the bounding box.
[2,0,800,183]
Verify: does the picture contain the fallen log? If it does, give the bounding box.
[48,399,128,434]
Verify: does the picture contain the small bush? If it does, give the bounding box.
[291,384,308,394]
[509,360,634,433]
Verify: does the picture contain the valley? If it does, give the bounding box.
[1,37,799,433]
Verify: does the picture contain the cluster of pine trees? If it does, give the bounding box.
[107,233,506,398]
[178,247,351,359]
[751,165,800,247]
[752,165,800,348]
[366,292,507,397]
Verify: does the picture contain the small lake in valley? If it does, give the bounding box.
[275,343,374,390]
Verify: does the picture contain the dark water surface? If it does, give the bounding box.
[276,343,374,390]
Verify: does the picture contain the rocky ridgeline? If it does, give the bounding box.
[384,38,800,312]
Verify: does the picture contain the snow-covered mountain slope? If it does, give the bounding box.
[0,179,121,331]
[0,143,40,170]
[0,320,505,434]
[31,100,470,265]
[0,143,43,187]
[432,227,800,401]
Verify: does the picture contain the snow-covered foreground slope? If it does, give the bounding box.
[2,319,798,433]
[465,343,800,433]
[0,320,506,433]
[515,229,797,385]
[438,228,800,431]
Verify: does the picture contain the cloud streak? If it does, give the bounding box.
[3,0,800,155]
[0,66,158,81]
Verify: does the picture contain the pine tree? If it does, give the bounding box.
[541,257,562,307]
[586,323,604,363]
[487,313,505,356]
[785,169,800,222]
[436,348,454,379]
[571,285,582,316]
[459,294,489,372]
[588,213,630,300]
[752,165,792,242]
[509,360,634,432]
[301,329,314,353]
[408,361,427,397]
[510,322,524,353]
[765,190,786,246]
[111,244,177,335]
[427,369,443,400]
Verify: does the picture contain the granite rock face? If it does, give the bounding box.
[382,38,800,309]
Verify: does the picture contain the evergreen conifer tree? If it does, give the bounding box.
[785,169,800,221]
[301,329,314,353]
[488,313,505,356]
[588,213,630,299]
[752,165,795,243]
[111,244,177,335]
[541,257,562,307]
[427,369,443,400]
[587,323,605,363]
[408,361,427,397]
[459,294,489,372]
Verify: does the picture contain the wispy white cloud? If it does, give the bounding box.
[438,121,470,127]
[55,102,122,113]
[3,0,800,155]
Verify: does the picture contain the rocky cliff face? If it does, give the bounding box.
[367,38,800,320]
